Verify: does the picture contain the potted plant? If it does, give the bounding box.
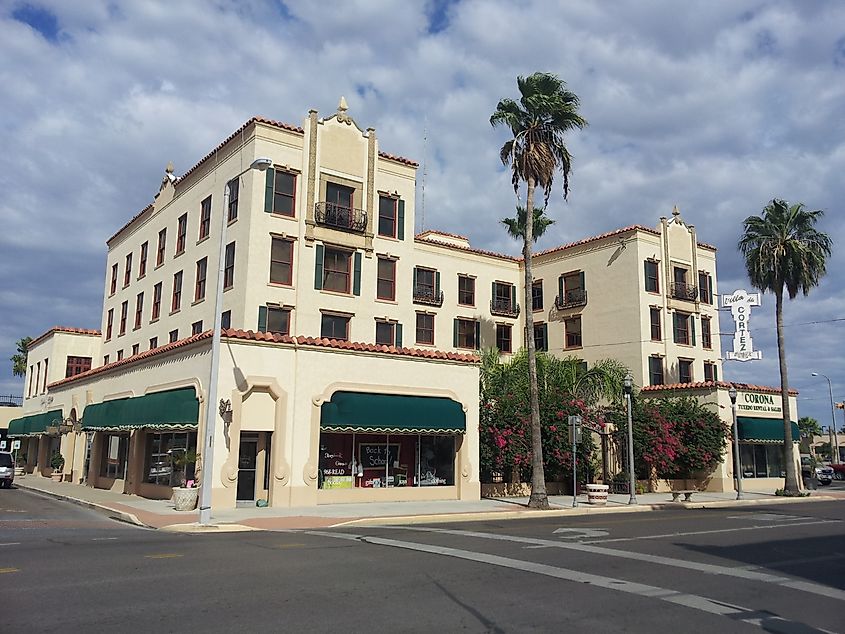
[170,449,198,511]
[49,451,65,482]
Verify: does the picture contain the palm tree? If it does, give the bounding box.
[738,199,832,494]
[491,72,587,508]
[10,336,32,377]
[502,205,555,242]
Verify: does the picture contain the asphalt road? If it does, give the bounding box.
[1,487,844,633]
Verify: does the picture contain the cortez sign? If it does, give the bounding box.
[722,289,762,361]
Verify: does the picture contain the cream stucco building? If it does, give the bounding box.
[9,99,802,506]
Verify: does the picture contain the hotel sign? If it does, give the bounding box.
[736,392,782,415]
[722,289,762,361]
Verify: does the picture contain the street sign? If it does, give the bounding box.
[12,440,20,450]
[0,440,6,450]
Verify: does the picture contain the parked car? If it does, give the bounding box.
[831,464,845,481]
[815,464,834,485]
[0,451,14,488]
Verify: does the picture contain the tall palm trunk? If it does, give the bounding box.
[524,176,548,509]
[776,287,799,493]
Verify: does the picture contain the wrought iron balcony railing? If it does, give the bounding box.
[490,298,520,318]
[670,282,698,301]
[554,289,588,310]
[413,286,444,307]
[314,201,367,233]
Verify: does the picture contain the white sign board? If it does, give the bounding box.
[12,440,21,450]
[722,289,762,361]
[0,440,6,450]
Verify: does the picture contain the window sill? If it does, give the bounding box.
[118,332,126,338]
[376,233,399,241]
[133,326,141,332]
[174,250,185,259]
[458,302,476,309]
[122,284,130,290]
[415,341,435,347]
[223,285,233,293]
[646,290,661,295]
[196,236,210,246]
[137,274,146,281]
[565,345,583,351]
[375,297,397,304]
[170,309,181,316]
[227,217,238,226]
[268,282,294,289]
[320,288,353,297]
[269,212,296,220]
[192,298,205,306]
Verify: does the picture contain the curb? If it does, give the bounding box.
[333,495,840,528]
[15,482,150,529]
[159,523,260,534]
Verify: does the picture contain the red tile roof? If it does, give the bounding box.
[414,234,520,262]
[28,327,101,350]
[417,229,469,241]
[222,329,479,362]
[48,331,211,388]
[49,328,478,389]
[378,151,419,167]
[642,380,798,396]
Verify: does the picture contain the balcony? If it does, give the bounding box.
[413,285,444,307]
[315,201,367,233]
[670,282,698,302]
[555,289,588,310]
[490,298,520,318]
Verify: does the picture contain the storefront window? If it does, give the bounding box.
[99,433,129,479]
[144,431,197,486]
[318,432,456,489]
[739,443,785,478]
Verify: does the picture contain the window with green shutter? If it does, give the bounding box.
[265,168,296,217]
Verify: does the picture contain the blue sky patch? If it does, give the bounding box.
[11,2,59,42]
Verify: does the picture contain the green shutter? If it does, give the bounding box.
[353,251,362,296]
[314,243,324,290]
[413,267,418,289]
[510,284,517,307]
[579,271,585,291]
[691,316,696,345]
[435,271,440,295]
[474,321,481,350]
[397,200,405,240]
[257,306,267,332]
[643,260,649,291]
[542,323,549,351]
[714,365,718,381]
[264,168,274,213]
[395,323,403,348]
[558,275,564,301]
[453,319,459,347]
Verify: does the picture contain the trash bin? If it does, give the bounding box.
[586,484,609,505]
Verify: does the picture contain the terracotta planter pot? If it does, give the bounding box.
[172,487,198,511]
[50,473,63,482]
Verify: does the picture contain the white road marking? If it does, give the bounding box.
[580,519,840,544]
[727,513,813,522]
[91,537,118,541]
[553,527,609,539]
[379,525,845,603]
[310,531,825,632]
[0,542,21,546]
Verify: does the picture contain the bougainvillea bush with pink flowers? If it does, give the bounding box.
[608,395,730,481]
[480,349,626,484]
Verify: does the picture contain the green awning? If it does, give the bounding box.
[82,388,198,432]
[320,391,466,434]
[737,417,800,444]
[7,409,64,437]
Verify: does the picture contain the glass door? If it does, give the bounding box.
[237,433,258,501]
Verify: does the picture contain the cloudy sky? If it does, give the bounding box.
[1,0,842,427]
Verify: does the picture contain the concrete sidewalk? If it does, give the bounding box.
[13,474,841,533]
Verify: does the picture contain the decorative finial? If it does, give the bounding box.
[672,205,680,217]
[165,161,174,174]
[336,96,351,124]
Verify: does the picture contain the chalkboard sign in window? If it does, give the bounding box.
[358,443,400,469]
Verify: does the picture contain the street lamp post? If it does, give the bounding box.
[198,157,273,526]
[623,372,637,505]
[811,372,840,465]
[728,386,743,500]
